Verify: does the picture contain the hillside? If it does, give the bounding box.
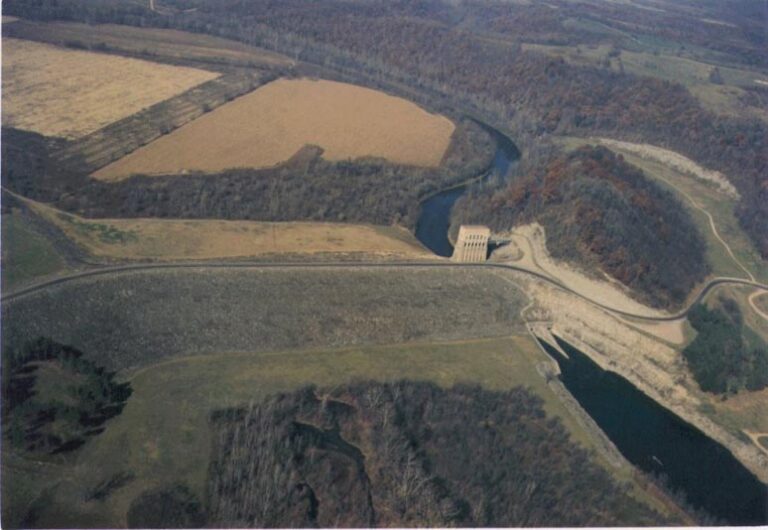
[203,382,666,528]
[10,0,761,258]
[452,146,709,308]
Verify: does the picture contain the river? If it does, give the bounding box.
[415,122,767,524]
[414,121,519,256]
[542,337,767,525]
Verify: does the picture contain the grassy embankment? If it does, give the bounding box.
[19,197,430,263]
[1,210,68,291]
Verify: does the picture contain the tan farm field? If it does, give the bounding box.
[93,78,456,180]
[2,38,218,139]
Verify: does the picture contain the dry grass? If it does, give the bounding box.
[4,20,293,68]
[2,38,218,139]
[26,199,430,260]
[93,78,455,180]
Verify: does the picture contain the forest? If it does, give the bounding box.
[2,337,132,454]
[200,381,668,528]
[1,118,494,229]
[3,1,765,258]
[452,145,708,308]
[683,300,768,394]
[6,0,763,258]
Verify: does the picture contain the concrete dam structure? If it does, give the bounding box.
[452,225,490,263]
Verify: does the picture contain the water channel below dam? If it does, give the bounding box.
[414,120,767,525]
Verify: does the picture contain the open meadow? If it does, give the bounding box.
[2,38,218,139]
[93,78,456,180]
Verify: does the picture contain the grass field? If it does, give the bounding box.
[1,336,664,527]
[93,78,456,180]
[3,19,293,69]
[690,285,768,444]
[754,292,768,315]
[25,199,431,261]
[2,38,218,139]
[1,210,68,291]
[522,43,768,121]
[558,137,767,284]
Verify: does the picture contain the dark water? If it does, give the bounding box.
[540,338,768,525]
[414,121,519,256]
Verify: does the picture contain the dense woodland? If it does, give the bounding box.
[684,300,768,394]
[453,145,708,308]
[202,382,668,528]
[1,118,494,228]
[6,0,764,258]
[2,337,132,454]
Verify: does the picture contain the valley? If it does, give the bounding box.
[2,1,767,528]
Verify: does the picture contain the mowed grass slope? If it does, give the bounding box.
[93,78,456,180]
[2,38,218,139]
[3,336,663,527]
[1,210,68,290]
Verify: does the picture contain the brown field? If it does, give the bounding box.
[93,78,456,180]
[2,38,219,139]
[24,199,431,260]
[4,19,293,68]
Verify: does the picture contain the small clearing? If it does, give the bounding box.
[92,78,455,180]
[2,38,218,139]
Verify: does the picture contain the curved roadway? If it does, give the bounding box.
[2,259,766,322]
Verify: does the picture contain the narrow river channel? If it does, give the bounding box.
[414,121,519,256]
[541,338,767,525]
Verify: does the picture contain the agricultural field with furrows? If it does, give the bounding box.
[1,38,218,139]
[93,78,456,180]
[53,71,271,173]
[1,267,526,371]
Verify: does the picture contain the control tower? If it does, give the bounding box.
[452,225,490,262]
